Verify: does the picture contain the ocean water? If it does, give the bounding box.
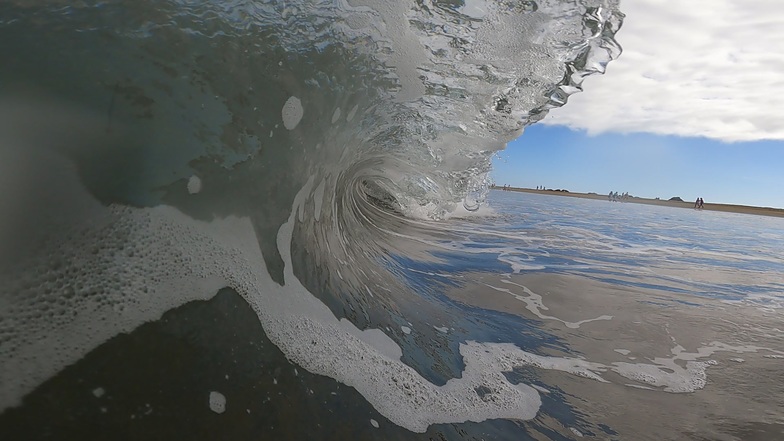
[2,1,783,440]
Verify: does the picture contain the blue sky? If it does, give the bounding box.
[492,0,784,209]
[492,125,784,208]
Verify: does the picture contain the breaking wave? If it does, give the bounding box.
[0,0,622,432]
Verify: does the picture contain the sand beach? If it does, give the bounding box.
[493,186,784,218]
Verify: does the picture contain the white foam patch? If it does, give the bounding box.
[338,318,402,361]
[401,326,411,335]
[433,326,448,334]
[331,107,341,124]
[612,360,716,393]
[625,384,654,390]
[497,253,546,273]
[281,96,303,130]
[461,340,782,395]
[609,341,775,393]
[614,349,631,356]
[187,175,202,194]
[370,419,379,428]
[92,387,105,398]
[209,391,226,414]
[530,384,549,394]
[464,343,607,383]
[0,154,231,411]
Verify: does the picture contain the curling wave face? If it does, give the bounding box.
[0,0,623,431]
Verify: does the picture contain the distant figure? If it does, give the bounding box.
[694,197,700,209]
[698,197,704,209]
[608,191,613,202]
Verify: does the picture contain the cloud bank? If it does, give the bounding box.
[543,0,784,142]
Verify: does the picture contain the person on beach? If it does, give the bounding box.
[698,198,704,209]
[694,197,700,209]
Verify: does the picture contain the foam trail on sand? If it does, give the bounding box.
[483,280,613,328]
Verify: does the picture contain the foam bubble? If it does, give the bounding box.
[370,419,379,428]
[401,326,411,335]
[209,391,226,414]
[187,175,202,194]
[282,96,303,130]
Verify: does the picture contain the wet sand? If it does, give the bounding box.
[493,187,784,218]
[446,271,784,441]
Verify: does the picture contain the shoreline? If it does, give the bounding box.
[492,186,784,218]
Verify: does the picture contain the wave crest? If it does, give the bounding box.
[0,0,624,419]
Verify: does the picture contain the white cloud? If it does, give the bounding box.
[543,0,784,142]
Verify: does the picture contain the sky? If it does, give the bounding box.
[491,0,784,209]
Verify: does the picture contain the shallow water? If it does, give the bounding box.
[440,191,784,440]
